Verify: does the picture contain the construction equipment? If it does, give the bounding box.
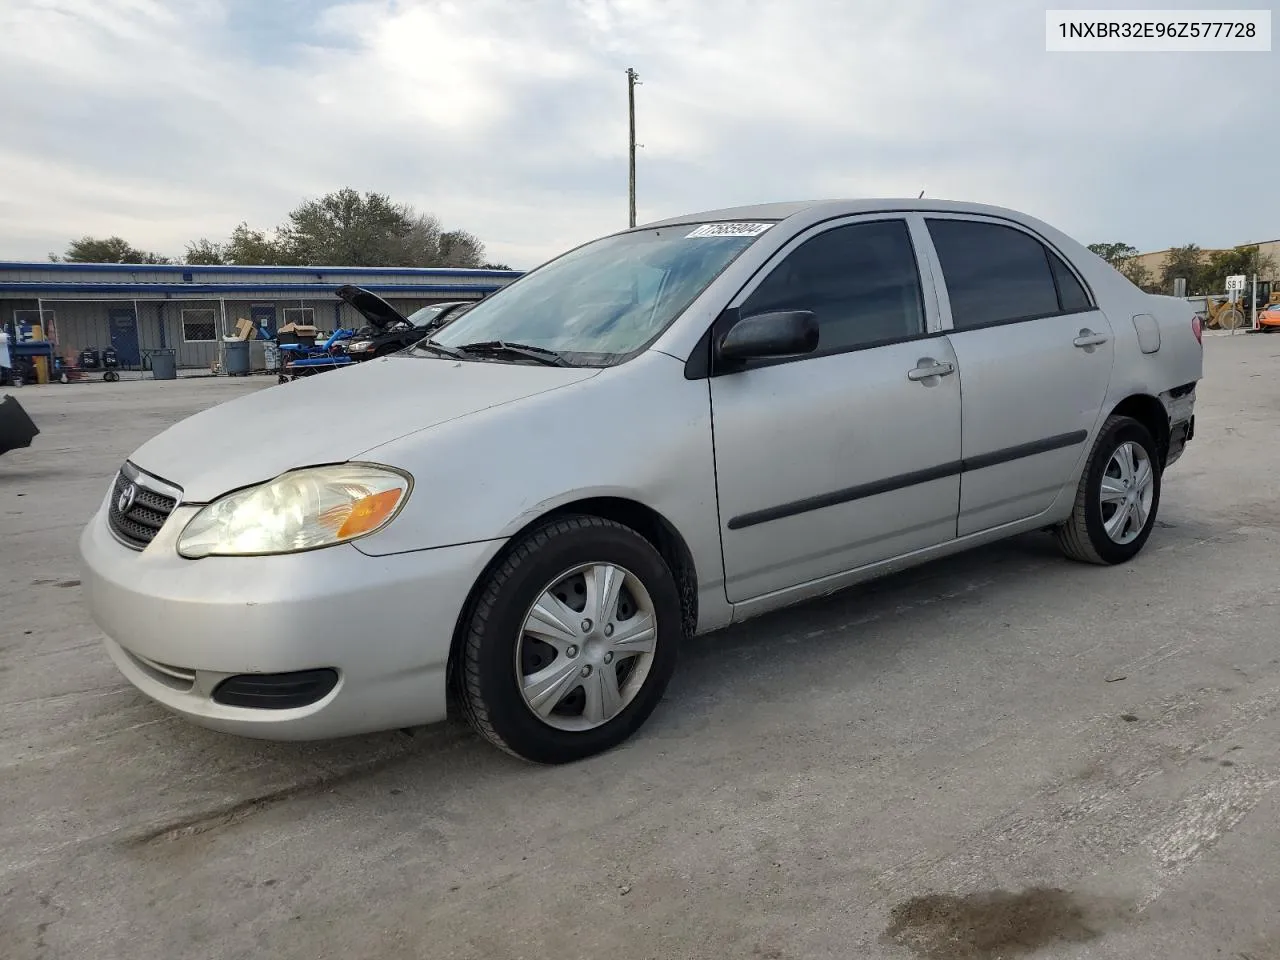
[1203,280,1275,330]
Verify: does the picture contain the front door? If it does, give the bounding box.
[922,215,1116,536]
[251,304,277,339]
[709,217,963,603]
[108,307,140,367]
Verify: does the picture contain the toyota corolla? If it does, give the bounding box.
[79,199,1203,763]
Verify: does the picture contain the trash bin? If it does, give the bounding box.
[150,348,177,381]
[223,340,251,376]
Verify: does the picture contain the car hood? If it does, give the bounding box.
[334,284,409,329]
[127,357,599,502]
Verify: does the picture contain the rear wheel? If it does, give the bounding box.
[1055,415,1161,565]
[458,516,681,763]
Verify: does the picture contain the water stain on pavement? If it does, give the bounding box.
[882,887,1131,960]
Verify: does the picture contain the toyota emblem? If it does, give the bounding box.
[117,481,138,514]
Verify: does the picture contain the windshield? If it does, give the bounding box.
[429,224,772,365]
[406,302,461,328]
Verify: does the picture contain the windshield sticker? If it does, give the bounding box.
[685,222,773,239]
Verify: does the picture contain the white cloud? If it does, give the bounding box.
[0,0,1277,268]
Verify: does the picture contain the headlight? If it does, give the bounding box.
[177,464,411,558]
[345,340,373,353]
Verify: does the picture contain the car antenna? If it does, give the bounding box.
[918,189,925,198]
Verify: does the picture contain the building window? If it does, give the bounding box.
[283,307,315,327]
[182,308,217,342]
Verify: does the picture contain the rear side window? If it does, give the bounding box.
[927,219,1061,330]
[1049,252,1092,312]
[741,219,925,354]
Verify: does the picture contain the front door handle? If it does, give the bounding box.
[907,359,956,382]
[1073,330,1110,348]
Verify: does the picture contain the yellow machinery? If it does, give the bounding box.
[1203,285,1278,330]
[1205,297,1246,330]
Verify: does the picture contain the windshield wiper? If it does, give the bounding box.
[410,338,466,359]
[454,340,571,367]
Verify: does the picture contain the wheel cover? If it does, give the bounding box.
[1099,440,1155,545]
[515,562,658,732]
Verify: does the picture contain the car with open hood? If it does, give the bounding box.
[79,199,1203,763]
[334,285,477,360]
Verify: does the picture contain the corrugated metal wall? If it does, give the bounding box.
[27,294,482,370]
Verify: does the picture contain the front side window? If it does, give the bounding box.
[740,219,925,354]
[430,225,770,365]
[927,219,1067,330]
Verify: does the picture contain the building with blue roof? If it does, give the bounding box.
[0,261,522,372]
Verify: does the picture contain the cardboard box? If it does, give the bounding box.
[277,323,318,337]
[233,318,255,340]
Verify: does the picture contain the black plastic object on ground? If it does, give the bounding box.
[0,394,39,456]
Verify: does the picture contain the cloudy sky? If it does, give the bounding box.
[0,0,1276,269]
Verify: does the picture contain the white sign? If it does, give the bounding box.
[685,222,773,239]
[1225,274,1247,293]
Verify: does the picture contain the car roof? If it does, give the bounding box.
[638,198,1036,230]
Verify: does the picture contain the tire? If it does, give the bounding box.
[458,515,682,764]
[1055,414,1162,565]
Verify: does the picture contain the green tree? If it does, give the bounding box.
[482,262,515,271]
[437,229,485,268]
[1160,244,1206,294]
[1087,242,1149,288]
[1200,245,1276,295]
[1087,242,1139,265]
[198,189,491,267]
[222,222,296,265]
[55,235,171,264]
[278,188,409,265]
[184,238,227,265]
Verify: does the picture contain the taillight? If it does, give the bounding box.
[1192,315,1203,345]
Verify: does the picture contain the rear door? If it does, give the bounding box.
[921,216,1115,536]
[707,216,963,603]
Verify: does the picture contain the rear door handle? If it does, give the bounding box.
[907,359,955,381]
[1073,331,1110,348]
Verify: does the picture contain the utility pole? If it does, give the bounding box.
[627,67,640,227]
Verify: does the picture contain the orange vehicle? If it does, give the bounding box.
[1259,297,1280,331]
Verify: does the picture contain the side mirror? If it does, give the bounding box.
[717,309,819,364]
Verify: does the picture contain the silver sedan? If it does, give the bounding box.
[79,199,1203,762]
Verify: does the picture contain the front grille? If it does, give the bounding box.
[107,465,180,549]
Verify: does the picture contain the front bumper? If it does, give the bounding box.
[79,496,502,740]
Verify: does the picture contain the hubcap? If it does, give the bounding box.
[516,562,658,732]
[1099,440,1155,545]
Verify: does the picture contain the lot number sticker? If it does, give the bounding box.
[685,222,773,238]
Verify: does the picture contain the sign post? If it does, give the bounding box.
[1226,275,1247,335]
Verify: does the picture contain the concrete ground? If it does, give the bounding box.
[2,336,1280,960]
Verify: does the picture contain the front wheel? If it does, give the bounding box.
[1055,414,1162,565]
[457,516,682,763]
